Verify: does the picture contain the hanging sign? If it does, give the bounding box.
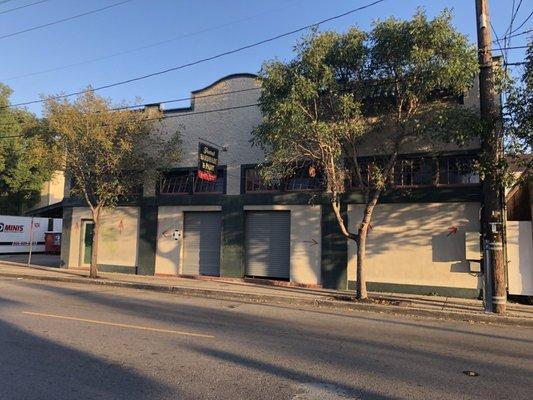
[198,142,219,182]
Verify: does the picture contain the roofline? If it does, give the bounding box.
[162,73,259,114]
[191,73,258,94]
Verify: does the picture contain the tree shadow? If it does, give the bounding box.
[0,318,175,399]
[19,280,533,399]
[188,345,395,400]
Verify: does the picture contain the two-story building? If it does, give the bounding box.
[59,73,486,298]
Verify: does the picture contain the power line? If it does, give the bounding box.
[0,86,262,130]
[0,101,263,139]
[509,10,533,36]
[491,45,530,52]
[490,21,507,65]
[0,0,50,15]
[0,0,133,41]
[2,0,386,110]
[505,0,523,44]
[112,87,261,111]
[1,0,301,82]
[498,28,532,42]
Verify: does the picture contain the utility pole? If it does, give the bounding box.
[475,0,506,314]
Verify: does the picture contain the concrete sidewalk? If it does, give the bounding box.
[0,260,531,326]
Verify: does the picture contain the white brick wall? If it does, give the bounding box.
[155,74,264,195]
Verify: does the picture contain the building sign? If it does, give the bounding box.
[198,143,219,182]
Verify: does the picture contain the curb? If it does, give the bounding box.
[1,271,532,327]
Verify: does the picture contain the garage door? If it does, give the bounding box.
[245,211,290,279]
[182,212,221,276]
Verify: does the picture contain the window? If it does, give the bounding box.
[353,155,479,189]
[244,165,322,193]
[394,158,435,187]
[194,169,225,193]
[438,157,479,185]
[160,168,225,195]
[285,166,322,191]
[245,168,280,193]
[160,171,192,194]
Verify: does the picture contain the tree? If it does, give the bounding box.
[504,39,532,175]
[253,10,479,299]
[0,83,58,214]
[43,90,180,278]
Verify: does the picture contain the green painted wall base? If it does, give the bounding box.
[321,204,348,290]
[220,196,245,278]
[60,207,73,269]
[348,280,482,299]
[98,264,137,274]
[137,205,158,276]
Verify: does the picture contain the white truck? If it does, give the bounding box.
[0,216,62,254]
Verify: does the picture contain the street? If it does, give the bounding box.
[0,277,531,400]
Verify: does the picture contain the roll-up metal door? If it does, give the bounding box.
[245,211,290,279]
[182,212,221,276]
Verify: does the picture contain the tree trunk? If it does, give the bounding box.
[355,190,380,300]
[89,207,101,279]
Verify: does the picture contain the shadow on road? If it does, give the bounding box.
[0,318,174,399]
[17,280,533,400]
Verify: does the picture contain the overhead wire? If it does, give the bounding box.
[1,0,302,82]
[0,101,263,140]
[509,10,533,37]
[0,0,133,41]
[0,0,50,15]
[1,0,386,110]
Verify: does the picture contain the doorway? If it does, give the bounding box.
[80,220,94,267]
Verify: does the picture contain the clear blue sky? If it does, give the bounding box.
[0,0,531,115]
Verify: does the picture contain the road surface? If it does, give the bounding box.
[0,277,531,399]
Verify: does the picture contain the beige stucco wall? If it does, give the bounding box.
[155,205,222,275]
[244,205,322,285]
[507,221,533,296]
[34,171,65,209]
[67,207,140,268]
[154,75,263,196]
[347,202,482,289]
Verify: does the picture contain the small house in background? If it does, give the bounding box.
[506,159,533,298]
[26,170,65,219]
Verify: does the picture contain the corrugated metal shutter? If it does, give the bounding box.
[182,212,221,276]
[245,211,290,279]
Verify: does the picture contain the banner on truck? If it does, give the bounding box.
[0,216,62,254]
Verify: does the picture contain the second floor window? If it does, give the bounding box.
[394,158,436,187]
[244,165,323,193]
[160,168,225,195]
[353,155,479,189]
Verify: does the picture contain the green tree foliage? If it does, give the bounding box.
[253,10,479,299]
[42,90,180,278]
[504,39,532,174]
[0,83,58,214]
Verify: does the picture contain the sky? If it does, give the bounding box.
[0,0,531,116]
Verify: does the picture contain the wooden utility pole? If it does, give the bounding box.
[475,0,506,314]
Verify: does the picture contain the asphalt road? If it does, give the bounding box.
[0,278,531,400]
[0,253,60,268]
